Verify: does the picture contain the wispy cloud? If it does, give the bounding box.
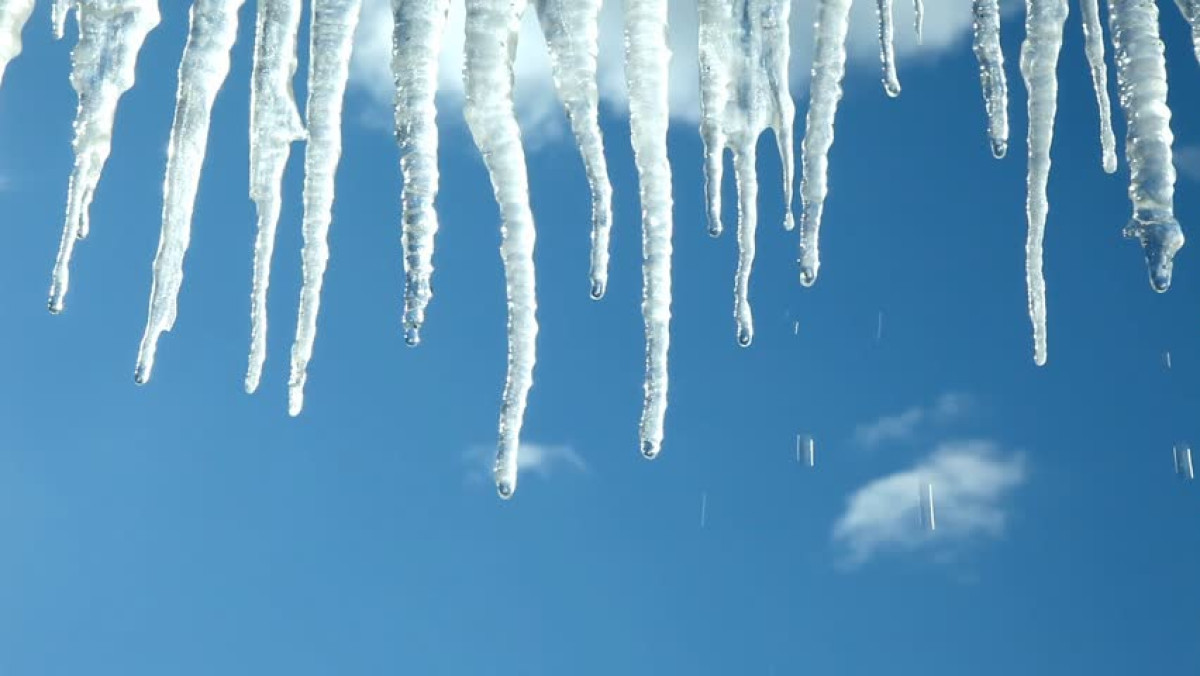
[1176,146,1200,184]
[853,392,972,448]
[832,440,1026,567]
[463,442,587,485]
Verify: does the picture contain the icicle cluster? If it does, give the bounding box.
[0,0,1190,498]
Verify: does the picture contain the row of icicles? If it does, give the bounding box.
[0,0,1194,497]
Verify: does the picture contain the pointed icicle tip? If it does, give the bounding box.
[1124,214,1184,293]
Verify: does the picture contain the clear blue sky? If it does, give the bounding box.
[0,3,1198,675]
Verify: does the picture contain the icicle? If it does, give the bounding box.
[286,0,362,413]
[1174,0,1199,64]
[47,0,160,314]
[135,0,246,384]
[463,0,538,498]
[972,0,1009,158]
[52,0,71,39]
[798,0,852,287]
[1080,0,1118,173]
[1108,0,1185,292]
[625,0,673,458]
[875,0,900,96]
[0,0,34,90]
[534,0,613,299]
[698,0,794,346]
[1019,0,1068,367]
[913,0,923,44]
[246,0,305,394]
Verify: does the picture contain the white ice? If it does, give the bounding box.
[971,0,1008,158]
[1080,0,1118,173]
[0,0,34,89]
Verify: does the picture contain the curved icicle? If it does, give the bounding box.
[1080,0,1118,173]
[1019,0,1068,367]
[625,0,673,459]
[286,0,362,414]
[534,0,613,299]
[136,0,246,385]
[971,0,1008,158]
[1108,0,1184,291]
[876,0,900,96]
[47,0,160,314]
[699,0,794,345]
[1174,0,1199,64]
[798,0,852,287]
[0,0,34,90]
[463,0,538,498]
[394,0,449,347]
[246,0,305,394]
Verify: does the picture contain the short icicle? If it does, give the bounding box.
[48,0,161,314]
[286,0,362,413]
[1173,0,1199,64]
[534,0,614,299]
[972,0,1009,158]
[1080,0,1118,173]
[876,0,901,96]
[246,0,305,393]
[136,0,247,385]
[1109,0,1185,291]
[1019,0,1068,367]
[463,0,538,498]
[625,0,674,459]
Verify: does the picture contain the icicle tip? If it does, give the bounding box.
[1124,213,1184,293]
[737,323,753,347]
[990,139,1007,159]
[404,326,421,347]
[590,277,606,300]
[640,438,661,460]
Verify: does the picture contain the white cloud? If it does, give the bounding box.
[853,392,972,448]
[351,0,981,135]
[1176,145,1200,183]
[463,442,587,484]
[832,440,1026,566]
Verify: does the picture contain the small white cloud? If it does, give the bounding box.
[463,442,586,484]
[853,392,972,448]
[1176,146,1200,183]
[832,440,1026,567]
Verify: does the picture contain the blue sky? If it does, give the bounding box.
[0,2,1199,674]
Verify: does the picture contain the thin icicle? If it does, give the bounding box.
[1080,0,1118,173]
[246,0,305,394]
[52,0,71,39]
[913,0,923,44]
[876,0,900,96]
[286,0,362,413]
[463,0,538,498]
[135,0,246,384]
[1174,0,1199,64]
[698,0,794,345]
[47,0,160,314]
[1020,0,1067,367]
[625,0,673,459]
[394,0,449,347]
[0,0,34,90]
[534,0,613,299]
[1109,0,1185,291]
[798,0,852,287]
[972,0,1009,158]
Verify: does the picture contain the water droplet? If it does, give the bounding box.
[590,278,605,300]
[736,324,753,347]
[708,222,723,238]
[496,480,515,499]
[799,264,818,287]
[403,326,421,347]
[641,438,660,459]
[1124,214,1184,293]
[990,140,1007,159]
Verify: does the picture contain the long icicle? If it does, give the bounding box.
[625,0,673,459]
[136,0,247,384]
[1080,0,1118,173]
[698,0,794,346]
[394,0,449,346]
[0,0,34,90]
[1174,0,1199,63]
[463,0,538,497]
[534,0,614,299]
[876,0,900,96]
[47,0,161,314]
[972,0,1008,158]
[287,0,362,414]
[246,0,305,393]
[1020,0,1068,366]
[798,0,852,287]
[1108,0,1184,291]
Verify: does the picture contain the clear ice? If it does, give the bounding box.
[1174,0,1200,63]
[971,0,1008,158]
[875,0,900,96]
[1080,0,1118,173]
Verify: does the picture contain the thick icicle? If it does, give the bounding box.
[394,0,449,346]
[286,0,362,413]
[1174,0,1199,63]
[1020,0,1068,367]
[534,0,613,299]
[47,0,160,314]
[463,0,538,498]
[246,0,305,394]
[972,0,1009,158]
[798,0,852,286]
[875,0,900,96]
[1109,0,1184,291]
[135,0,246,384]
[1080,0,1118,173]
[0,0,34,90]
[698,0,794,345]
[625,0,673,458]
[913,0,923,44]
